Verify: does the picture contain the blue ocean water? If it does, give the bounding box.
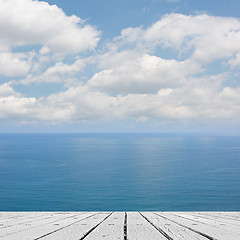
[0,133,240,211]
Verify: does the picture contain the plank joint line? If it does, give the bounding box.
[79,212,113,240]
[124,212,127,240]
[139,212,174,240]
[153,213,217,240]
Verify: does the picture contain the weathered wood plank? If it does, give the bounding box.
[0,212,45,224]
[196,212,240,222]
[0,213,61,229]
[141,212,207,240]
[173,212,240,233]
[36,212,112,240]
[127,212,167,240]
[185,212,240,227]
[155,212,240,240]
[84,212,125,240]
[0,212,30,219]
[0,212,240,240]
[0,212,92,240]
[210,212,240,218]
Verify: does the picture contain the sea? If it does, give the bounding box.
[0,133,240,211]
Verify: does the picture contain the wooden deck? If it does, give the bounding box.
[0,212,240,239]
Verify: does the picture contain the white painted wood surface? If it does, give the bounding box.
[127,212,167,240]
[0,212,239,239]
[141,212,207,240]
[39,212,111,240]
[84,212,125,240]
[155,212,240,240]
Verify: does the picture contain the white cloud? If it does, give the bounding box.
[0,0,100,79]
[88,54,201,94]
[46,60,86,76]
[0,95,36,120]
[117,14,240,63]
[42,82,240,122]
[0,79,240,124]
[228,53,240,68]
[19,58,87,84]
[43,86,113,121]
[0,9,240,128]
[0,0,100,54]
[0,83,19,97]
[0,52,31,77]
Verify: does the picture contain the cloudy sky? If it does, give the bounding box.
[1,0,240,133]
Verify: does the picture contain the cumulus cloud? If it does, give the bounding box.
[19,58,87,84]
[117,14,240,63]
[0,0,100,54]
[0,83,36,120]
[0,9,240,128]
[0,96,37,120]
[0,83,19,97]
[88,54,202,94]
[44,82,240,122]
[1,78,240,125]
[0,52,32,77]
[0,0,100,79]
[228,53,240,68]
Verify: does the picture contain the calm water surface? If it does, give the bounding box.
[0,133,240,211]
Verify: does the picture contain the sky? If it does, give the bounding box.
[0,0,240,134]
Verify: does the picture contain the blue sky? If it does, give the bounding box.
[43,0,240,39]
[0,0,240,134]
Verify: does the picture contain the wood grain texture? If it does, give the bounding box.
[127,212,166,240]
[0,212,95,240]
[173,212,240,232]
[84,212,125,240]
[154,212,240,240]
[35,212,111,240]
[141,212,207,240]
[0,212,240,240]
[195,212,240,223]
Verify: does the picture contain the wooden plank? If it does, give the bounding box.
[155,212,240,240]
[0,213,66,237]
[196,212,240,222]
[0,212,61,229]
[186,212,240,227]
[36,212,112,240]
[0,212,30,219]
[84,212,125,240]
[173,212,240,233]
[209,212,240,218]
[1,212,240,240]
[0,212,91,240]
[141,212,208,240]
[0,212,78,237]
[127,212,167,240]
[0,212,45,224]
